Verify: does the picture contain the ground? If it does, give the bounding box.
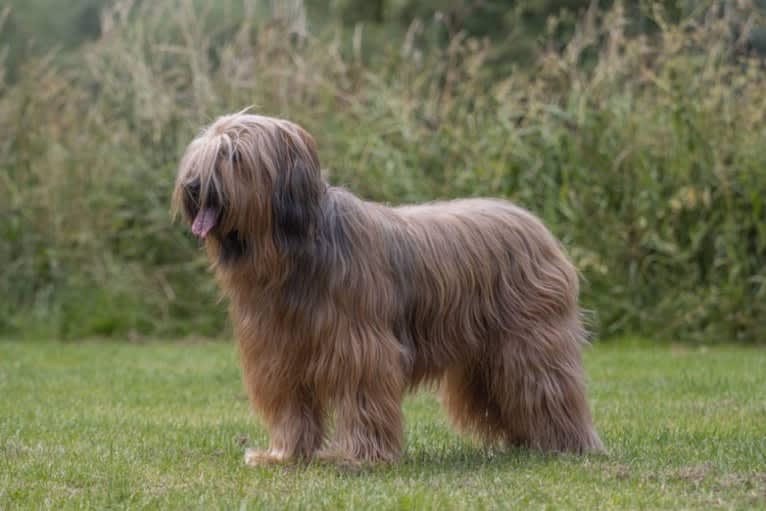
[0,339,764,510]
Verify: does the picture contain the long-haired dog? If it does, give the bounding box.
[172,111,604,466]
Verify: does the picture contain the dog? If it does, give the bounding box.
[172,111,604,466]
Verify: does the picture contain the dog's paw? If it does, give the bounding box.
[243,448,289,466]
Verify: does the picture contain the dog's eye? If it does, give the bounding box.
[218,148,240,164]
[186,180,201,198]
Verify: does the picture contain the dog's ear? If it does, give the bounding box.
[272,136,323,252]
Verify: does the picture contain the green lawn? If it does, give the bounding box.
[1,340,764,510]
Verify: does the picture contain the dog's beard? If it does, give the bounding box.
[218,230,249,264]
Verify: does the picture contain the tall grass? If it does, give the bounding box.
[1,1,764,342]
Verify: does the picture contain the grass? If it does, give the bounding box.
[1,340,764,510]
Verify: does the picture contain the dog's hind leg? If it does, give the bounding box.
[488,315,604,454]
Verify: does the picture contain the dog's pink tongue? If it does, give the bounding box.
[191,208,219,239]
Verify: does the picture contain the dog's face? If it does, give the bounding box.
[172,113,324,264]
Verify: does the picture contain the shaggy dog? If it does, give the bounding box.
[172,111,604,466]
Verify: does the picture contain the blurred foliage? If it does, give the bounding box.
[1,0,765,342]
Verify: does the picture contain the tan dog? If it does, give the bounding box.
[173,111,603,466]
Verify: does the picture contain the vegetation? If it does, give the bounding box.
[1,1,765,342]
[1,338,764,509]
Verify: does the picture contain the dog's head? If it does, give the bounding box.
[172,111,324,264]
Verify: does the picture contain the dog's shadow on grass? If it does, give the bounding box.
[239,445,606,479]
[235,426,607,477]
[308,445,597,478]
[400,446,562,474]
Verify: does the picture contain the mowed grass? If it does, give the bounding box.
[1,340,764,510]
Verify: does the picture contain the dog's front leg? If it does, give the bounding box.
[244,388,325,466]
[316,331,406,467]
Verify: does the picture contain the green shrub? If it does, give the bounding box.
[1,1,764,342]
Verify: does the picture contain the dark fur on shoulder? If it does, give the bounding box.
[172,111,604,466]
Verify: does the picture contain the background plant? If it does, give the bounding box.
[1,0,764,342]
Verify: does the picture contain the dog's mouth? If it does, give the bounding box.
[183,179,222,239]
[191,207,220,239]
